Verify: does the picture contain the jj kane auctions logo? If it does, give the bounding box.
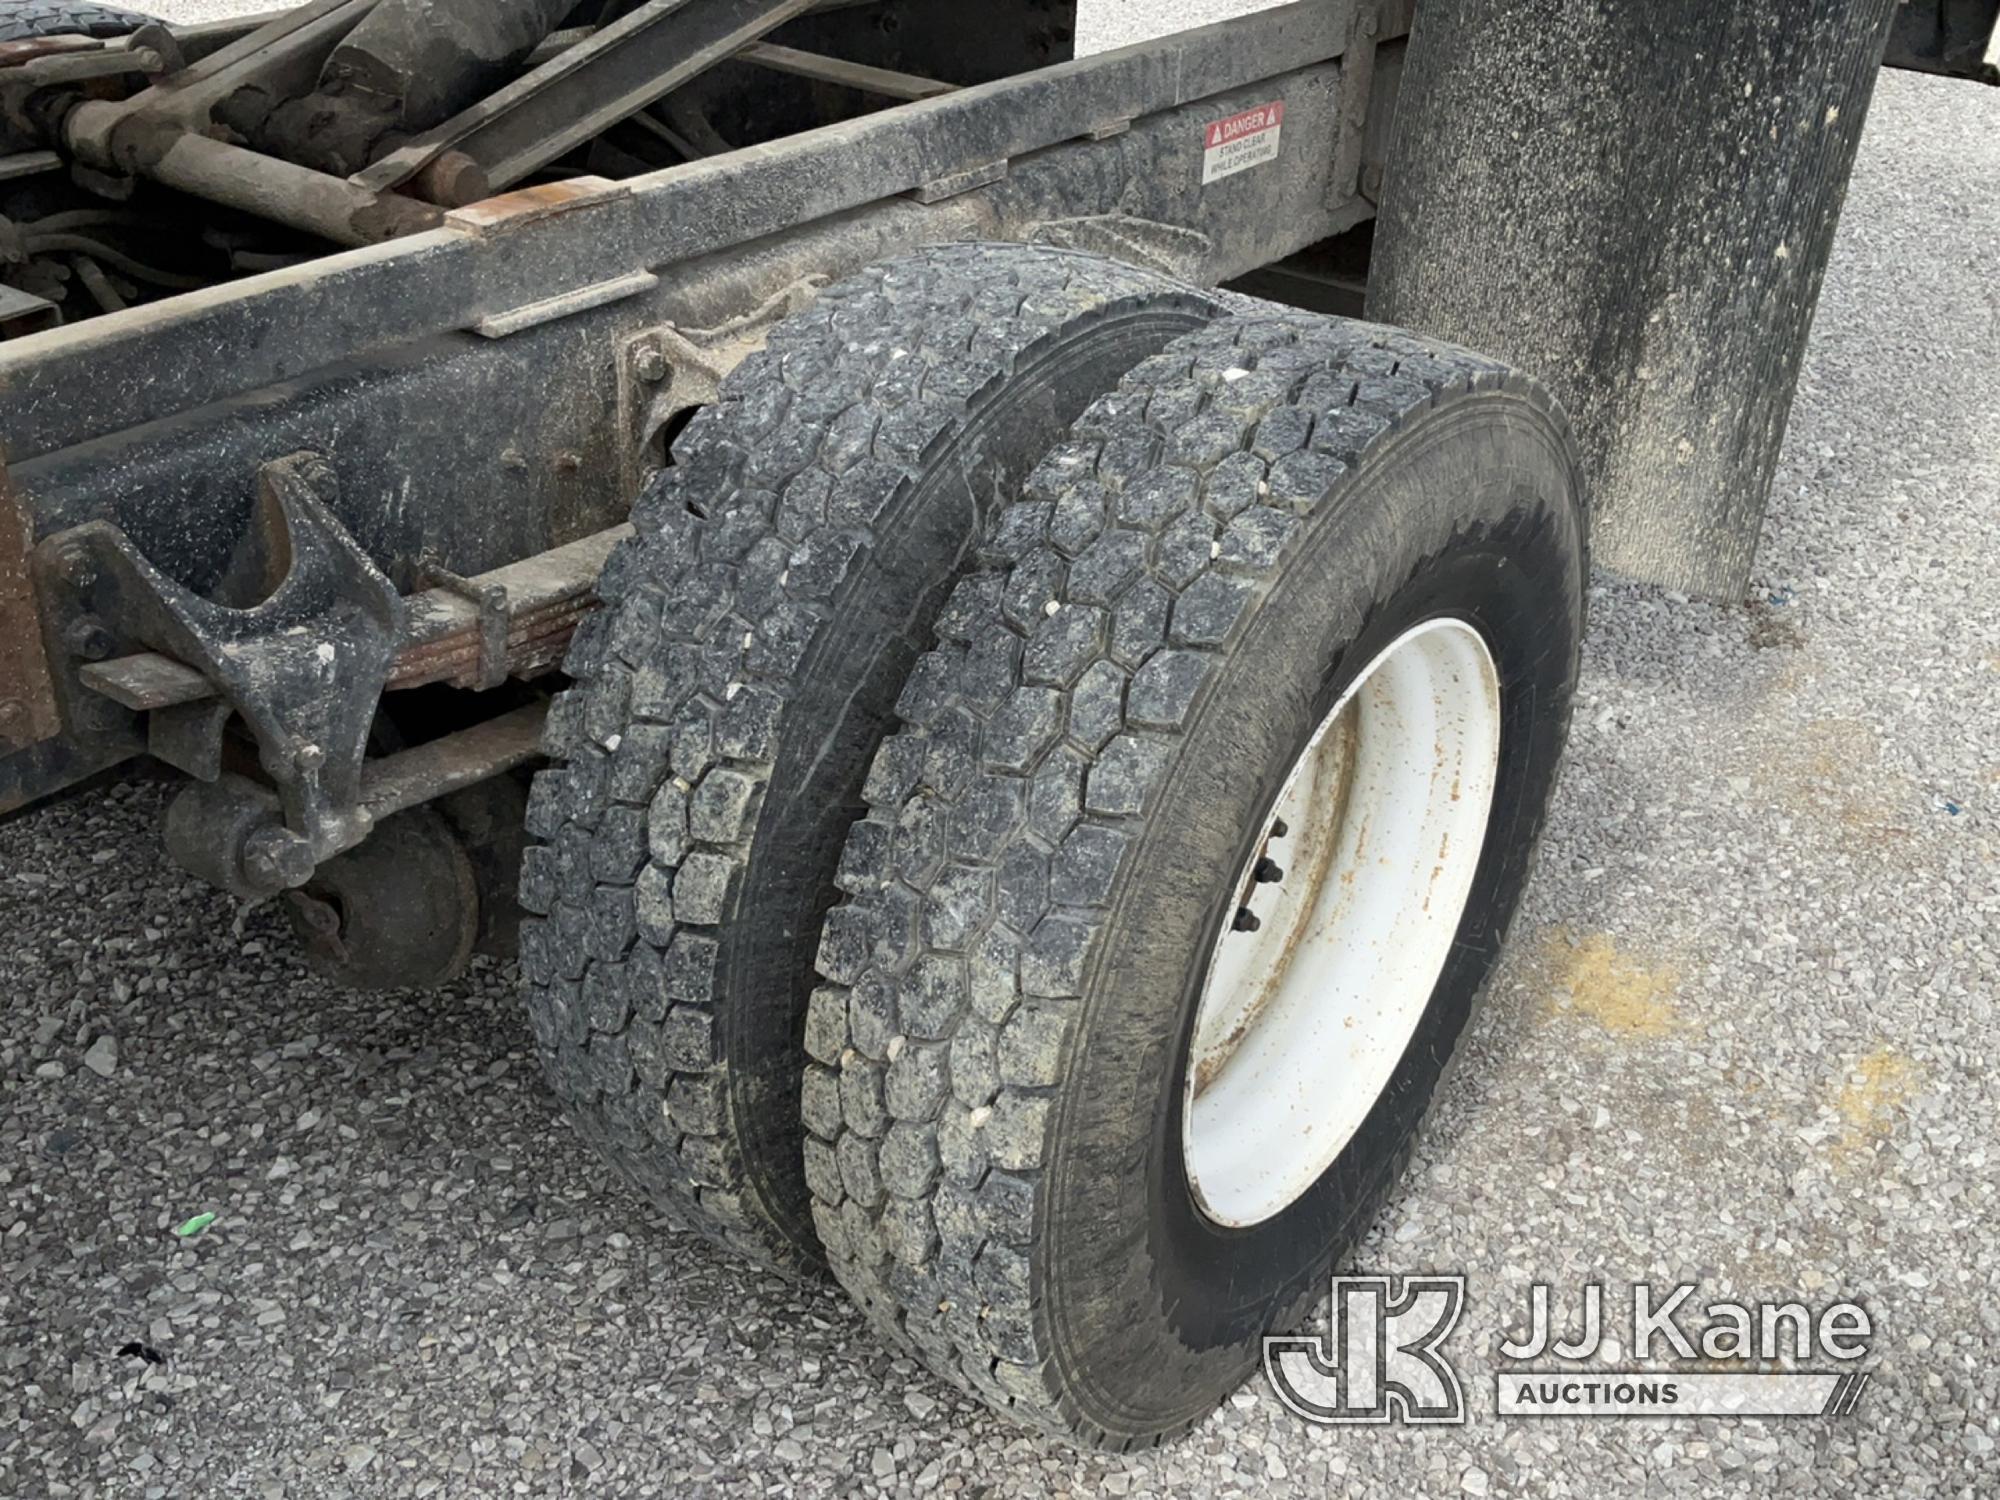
[1265,1277,1875,1423]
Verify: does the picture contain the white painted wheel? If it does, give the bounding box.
[1183,618,1503,1228]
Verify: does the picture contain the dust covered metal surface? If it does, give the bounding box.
[0,0,1363,460]
[1372,0,1902,597]
[0,461,61,752]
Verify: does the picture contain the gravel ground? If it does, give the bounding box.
[5,6,1998,1498]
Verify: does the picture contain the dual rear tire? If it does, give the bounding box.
[0,3,157,42]
[518,245,1221,1270]
[807,312,1584,1442]
[522,245,1586,1442]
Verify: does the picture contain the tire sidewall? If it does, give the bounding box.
[1038,396,1586,1437]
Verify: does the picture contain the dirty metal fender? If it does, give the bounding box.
[1372,0,1900,597]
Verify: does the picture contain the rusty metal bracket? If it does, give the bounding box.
[617,275,826,493]
[155,698,545,904]
[1328,4,1381,211]
[425,563,513,692]
[45,451,403,874]
[53,1,443,247]
[0,461,61,754]
[66,0,378,158]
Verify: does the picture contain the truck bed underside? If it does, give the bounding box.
[0,0,1399,817]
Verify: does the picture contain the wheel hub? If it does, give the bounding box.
[1183,618,1503,1228]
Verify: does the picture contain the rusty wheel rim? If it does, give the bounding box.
[1182,618,1502,1228]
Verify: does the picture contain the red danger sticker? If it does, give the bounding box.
[1202,101,1285,184]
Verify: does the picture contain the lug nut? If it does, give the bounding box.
[1232,907,1261,933]
[1269,818,1289,838]
[1253,857,1284,884]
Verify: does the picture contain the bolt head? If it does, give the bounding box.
[242,825,315,892]
[63,616,114,662]
[286,889,344,940]
[633,346,669,383]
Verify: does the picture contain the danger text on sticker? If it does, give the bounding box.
[1201,101,1285,184]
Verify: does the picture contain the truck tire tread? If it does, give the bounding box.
[518,243,1218,1272]
[806,308,1578,1443]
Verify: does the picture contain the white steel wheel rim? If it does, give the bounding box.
[1182,618,1502,1228]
